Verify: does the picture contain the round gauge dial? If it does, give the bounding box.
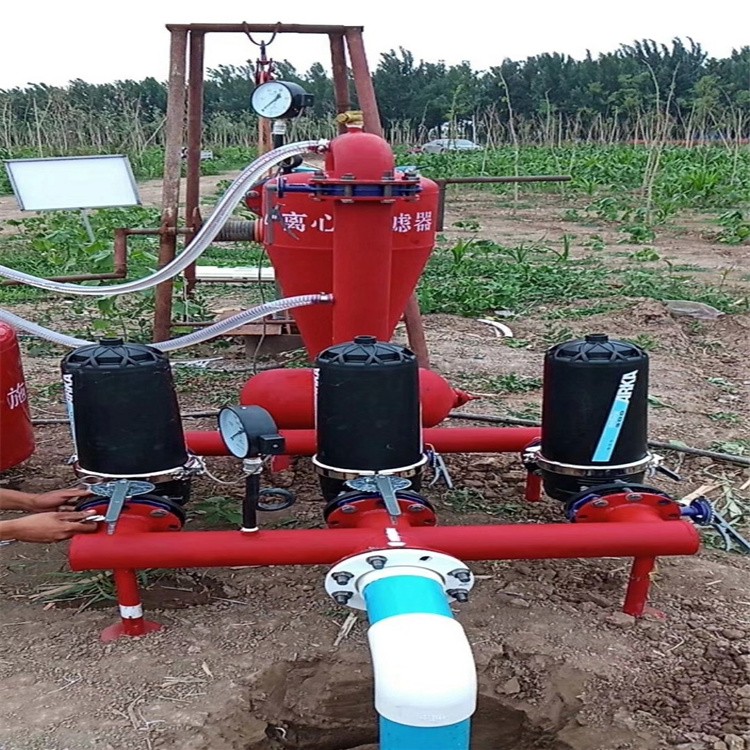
[251,81,293,119]
[251,80,313,120]
[218,407,251,458]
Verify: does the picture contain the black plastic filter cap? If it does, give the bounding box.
[584,333,608,343]
[353,335,377,345]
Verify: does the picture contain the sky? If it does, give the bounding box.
[1,0,748,89]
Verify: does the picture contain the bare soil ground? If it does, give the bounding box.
[1,184,749,750]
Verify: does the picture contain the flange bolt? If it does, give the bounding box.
[332,572,354,586]
[449,569,472,583]
[366,555,387,570]
[448,589,469,603]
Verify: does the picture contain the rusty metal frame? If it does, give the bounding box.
[138,26,576,365]
[141,22,432,367]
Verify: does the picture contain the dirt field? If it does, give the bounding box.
[1,185,749,750]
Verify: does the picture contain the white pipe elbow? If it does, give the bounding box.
[367,612,477,728]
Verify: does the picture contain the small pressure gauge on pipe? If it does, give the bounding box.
[251,80,313,120]
[218,405,285,458]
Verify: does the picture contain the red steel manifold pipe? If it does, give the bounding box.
[184,427,542,457]
[70,517,699,572]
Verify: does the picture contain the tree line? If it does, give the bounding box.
[1,37,748,154]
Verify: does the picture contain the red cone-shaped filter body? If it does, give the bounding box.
[264,129,438,359]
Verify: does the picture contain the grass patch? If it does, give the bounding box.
[418,237,747,318]
[486,374,542,394]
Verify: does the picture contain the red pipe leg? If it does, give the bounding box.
[184,427,542,457]
[524,473,542,502]
[100,569,162,642]
[622,556,658,618]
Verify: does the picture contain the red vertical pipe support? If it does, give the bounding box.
[153,27,188,342]
[329,34,351,135]
[336,30,393,343]
[184,30,206,295]
[403,294,431,369]
[113,229,128,277]
[524,472,542,502]
[622,556,657,618]
[100,569,162,643]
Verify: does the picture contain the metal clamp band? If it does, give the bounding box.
[535,452,653,477]
[72,455,204,483]
[312,454,428,481]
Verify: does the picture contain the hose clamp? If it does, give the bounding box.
[312,454,428,481]
[72,454,204,483]
[534,452,653,478]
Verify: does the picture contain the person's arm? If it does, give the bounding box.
[0,488,89,513]
[0,488,97,543]
[0,518,21,541]
[0,512,98,543]
[0,489,36,511]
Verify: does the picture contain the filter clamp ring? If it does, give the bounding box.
[71,454,204,483]
[534,452,653,478]
[312,454,428,481]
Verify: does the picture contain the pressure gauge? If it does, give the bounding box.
[218,407,251,458]
[251,80,313,120]
[217,405,285,459]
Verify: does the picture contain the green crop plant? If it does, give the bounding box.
[716,211,750,245]
[630,248,661,261]
[620,224,656,244]
[709,412,741,426]
[418,235,745,319]
[707,377,738,393]
[627,334,658,351]
[487,374,543,393]
[191,496,243,527]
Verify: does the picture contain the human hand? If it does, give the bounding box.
[25,488,92,513]
[3,511,99,543]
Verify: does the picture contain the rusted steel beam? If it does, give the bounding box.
[154,27,188,343]
[185,30,206,295]
[166,24,358,34]
[329,34,351,134]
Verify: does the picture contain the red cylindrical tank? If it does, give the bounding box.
[0,323,35,471]
[264,130,439,360]
[240,367,473,429]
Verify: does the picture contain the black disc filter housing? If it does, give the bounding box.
[315,336,422,475]
[61,338,188,477]
[540,333,649,500]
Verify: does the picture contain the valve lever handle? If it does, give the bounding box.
[374,475,402,522]
[104,480,131,536]
[427,449,454,489]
